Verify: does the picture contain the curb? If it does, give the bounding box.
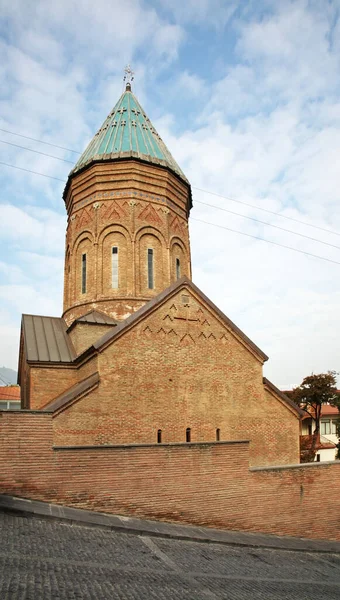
[1,494,340,554]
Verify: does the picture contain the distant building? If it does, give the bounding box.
[301,404,339,462]
[0,386,21,410]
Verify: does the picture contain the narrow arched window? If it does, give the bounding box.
[186,427,191,443]
[147,248,154,289]
[157,429,162,444]
[112,246,118,289]
[176,257,181,280]
[216,428,220,442]
[81,253,87,294]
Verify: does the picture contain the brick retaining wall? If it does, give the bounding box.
[1,411,339,541]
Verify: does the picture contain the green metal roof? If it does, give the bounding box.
[70,85,189,185]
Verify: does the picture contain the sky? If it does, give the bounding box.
[0,0,340,388]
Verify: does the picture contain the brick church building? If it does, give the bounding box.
[18,78,303,468]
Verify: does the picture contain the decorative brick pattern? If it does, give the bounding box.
[63,160,192,325]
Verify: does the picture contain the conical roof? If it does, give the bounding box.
[69,85,189,185]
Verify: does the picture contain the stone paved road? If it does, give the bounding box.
[1,512,340,599]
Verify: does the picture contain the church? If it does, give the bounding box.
[17,75,303,468]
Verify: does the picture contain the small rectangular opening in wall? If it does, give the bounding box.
[81,253,87,294]
[112,246,118,289]
[157,429,162,444]
[147,248,154,289]
[176,257,181,280]
[186,427,191,443]
[216,428,220,442]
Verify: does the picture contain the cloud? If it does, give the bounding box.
[156,0,238,28]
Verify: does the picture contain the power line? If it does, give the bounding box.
[0,162,65,182]
[193,186,340,238]
[1,160,339,265]
[191,217,340,266]
[0,127,81,154]
[0,139,74,164]
[0,128,340,237]
[194,199,340,251]
[1,126,339,238]
[0,373,12,386]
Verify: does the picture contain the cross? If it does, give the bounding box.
[123,64,134,90]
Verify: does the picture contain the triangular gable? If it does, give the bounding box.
[42,372,99,414]
[263,378,305,419]
[75,276,268,364]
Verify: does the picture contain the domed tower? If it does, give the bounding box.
[62,75,192,326]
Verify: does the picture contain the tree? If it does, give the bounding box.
[290,371,339,462]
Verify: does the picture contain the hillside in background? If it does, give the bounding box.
[0,367,17,385]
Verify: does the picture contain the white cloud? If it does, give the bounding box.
[156,0,238,28]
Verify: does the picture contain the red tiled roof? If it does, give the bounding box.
[321,404,339,417]
[0,386,20,400]
[300,434,336,451]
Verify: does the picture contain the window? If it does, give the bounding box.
[147,248,154,289]
[216,428,220,442]
[331,420,337,435]
[321,420,331,435]
[0,401,20,410]
[81,253,87,294]
[9,402,20,410]
[316,454,321,462]
[157,429,162,444]
[186,427,191,443]
[176,258,181,280]
[112,246,118,289]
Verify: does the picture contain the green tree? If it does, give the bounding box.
[291,371,339,462]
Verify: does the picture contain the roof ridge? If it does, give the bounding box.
[71,276,268,364]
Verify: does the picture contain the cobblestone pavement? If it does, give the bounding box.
[1,511,340,600]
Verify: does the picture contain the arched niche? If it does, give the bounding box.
[100,228,130,296]
[73,232,95,301]
[63,246,71,308]
[170,237,187,282]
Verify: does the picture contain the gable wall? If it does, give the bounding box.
[53,289,299,466]
[29,356,98,410]
[69,322,116,355]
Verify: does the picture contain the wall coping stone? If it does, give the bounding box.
[0,409,53,415]
[54,440,250,451]
[251,460,340,472]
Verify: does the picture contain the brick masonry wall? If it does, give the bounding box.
[249,463,340,540]
[29,356,98,409]
[53,285,300,467]
[69,322,114,355]
[0,410,339,541]
[63,161,192,325]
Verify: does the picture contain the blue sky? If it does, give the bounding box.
[0,0,340,387]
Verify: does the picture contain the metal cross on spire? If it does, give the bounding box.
[123,64,134,91]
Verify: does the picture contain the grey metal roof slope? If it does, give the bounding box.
[43,372,99,412]
[68,310,118,330]
[22,315,76,363]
